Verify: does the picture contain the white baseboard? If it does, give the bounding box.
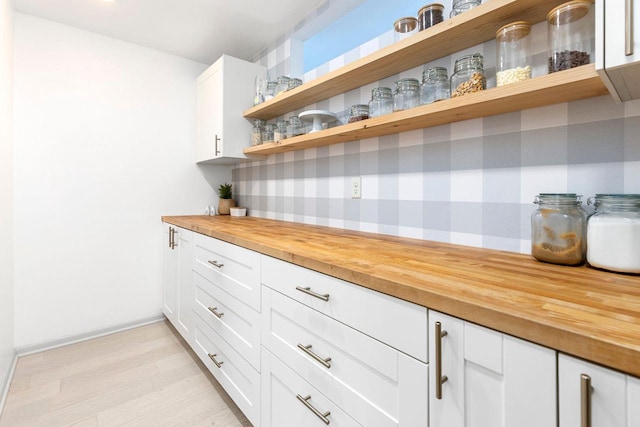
[0,351,18,419]
[14,313,166,357]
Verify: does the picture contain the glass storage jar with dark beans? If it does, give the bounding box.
[274,76,291,96]
[348,104,370,123]
[418,4,444,31]
[394,17,418,42]
[531,193,587,266]
[496,21,532,86]
[261,123,275,143]
[420,66,450,104]
[251,119,265,146]
[393,78,420,111]
[450,0,481,17]
[547,0,594,73]
[369,87,393,117]
[264,81,277,101]
[450,53,486,98]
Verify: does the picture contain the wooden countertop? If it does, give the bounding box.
[162,215,640,377]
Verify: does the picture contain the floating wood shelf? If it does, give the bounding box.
[243,0,573,121]
[244,65,608,156]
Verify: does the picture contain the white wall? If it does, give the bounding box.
[0,0,15,398]
[13,14,230,348]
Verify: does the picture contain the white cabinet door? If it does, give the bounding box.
[162,223,178,322]
[162,223,193,342]
[429,311,556,427]
[559,354,634,427]
[196,55,266,163]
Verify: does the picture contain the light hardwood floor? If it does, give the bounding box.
[0,320,251,426]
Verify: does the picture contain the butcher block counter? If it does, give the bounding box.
[162,215,640,377]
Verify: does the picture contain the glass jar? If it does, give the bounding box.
[418,3,444,31]
[450,53,486,98]
[420,66,450,104]
[547,0,594,73]
[274,120,287,142]
[496,21,532,86]
[393,78,420,112]
[264,81,277,101]
[253,76,265,106]
[531,193,587,266]
[587,194,640,273]
[450,0,481,18]
[274,76,291,96]
[286,116,305,138]
[251,119,265,146]
[394,17,418,42]
[369,87,393,118]
[348,104,370,123]
[261,123,275,143]
[288,78,303,91]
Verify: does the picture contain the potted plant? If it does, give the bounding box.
[217,183,236,215]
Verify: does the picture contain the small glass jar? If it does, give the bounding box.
[286,116,305,138]
[348,104,370,123]
[274,120,287,142]
[369,87,393,118]
[274,76,291,96]
[587,194,640,274]
[496,21,532,86]
[394,17,418,42]
[261,123,275,143]
[450,0,481,18]
[288,78,303,91]
[547,0,594,73]
[418,4,444,31]
[251,119,265,146]
[450,53,486,98]
[393,78,420,112]
[420,66,450,104]
[253,76,265,106]
[531,193,587,266]
[264,81,277,101]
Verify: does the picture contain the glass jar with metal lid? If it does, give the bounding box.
[450,0,481,17]
[348,104,370,123]
[274,76,291,96]
[496,21,532,86]
[264,81,277,101]
[251,119,264,146]
[418,3,444,31]
[587,194,640,273]
[531,193,587,266]
[261,123,275,143]
[369,87,393,118]
[286,116,305,138]
[547,0,594,73]
[420,66,450,104]
[288,78,303,91]
[450,53,486,98]
[393,78,420,112]
[274,120,287,142]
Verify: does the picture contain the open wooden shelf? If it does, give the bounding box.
[243,0,571,121]
[244,65,608,156]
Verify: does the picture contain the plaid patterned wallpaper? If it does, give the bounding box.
[236,20,640,254]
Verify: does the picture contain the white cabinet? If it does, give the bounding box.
[429,310,557,427]
[162,223,193,341]
[196,55,265,163]
[559,354,640,427]
[596,0,640,101]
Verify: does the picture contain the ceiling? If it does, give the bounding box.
[12,0,338,65]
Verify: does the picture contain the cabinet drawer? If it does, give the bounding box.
[193,271,261,371]
[193,233,261,311]
[261,350,362,427]
[192,316,260,426]
[262,287,428,427]
[262,255,427,362]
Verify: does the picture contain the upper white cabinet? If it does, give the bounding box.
[559,354,640,427]
[429,310,557,427]
[596,0,640,101]
[196,55,265,163]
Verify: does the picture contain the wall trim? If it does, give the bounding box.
[14,313,165,357]
[0,351,18,419]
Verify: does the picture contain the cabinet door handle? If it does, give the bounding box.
[296,394,331,425]
[295,286,330,301]
[297,343,332,369]
[168,227,173,248]
[207,353,224,368]
[207,306,224,318]
[581,373,592,427]
[215,134,221,156]
[435,321,448,400]
[626,0,634,56]
[207,260,224,268]
[171,228,177,249]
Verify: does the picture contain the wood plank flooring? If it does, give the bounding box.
[0,321,251,426]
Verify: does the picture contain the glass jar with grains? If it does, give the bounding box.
[531,193,587,266]
[251,119,265,146]
[547,0,594,73]
[587,194,640,273]
[450,53,486,98]
[369,87,393,117]
[496,21,532,86]
[420,66,450,104]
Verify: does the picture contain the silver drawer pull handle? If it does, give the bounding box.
[581,374,592,427]
[626,0,633,56]
[207,353,224,368]
[296,394,331,425]
[207,306,224,318]
[435,321,448,400]
[207,260,224,268]
[297,343,332,369]
[295,286,330,301]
